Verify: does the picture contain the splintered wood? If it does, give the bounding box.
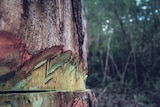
[0,50,87,91]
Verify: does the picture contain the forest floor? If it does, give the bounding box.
[90,87,160,107]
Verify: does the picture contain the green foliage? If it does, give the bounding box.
[84,0,160,102]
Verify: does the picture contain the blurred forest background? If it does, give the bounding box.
[84,0,160,106]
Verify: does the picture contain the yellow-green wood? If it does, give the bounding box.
[0,51,87,91]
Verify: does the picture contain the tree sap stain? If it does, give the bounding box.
[0,30,30,70]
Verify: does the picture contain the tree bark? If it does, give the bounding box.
[0,0,96,106]
[0,89,96,107]
[0,0,83,56]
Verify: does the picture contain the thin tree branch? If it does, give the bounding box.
[102,35,112,87]
[121,51,132,84]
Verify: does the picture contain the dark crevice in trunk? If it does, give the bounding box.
[22,0,30,19]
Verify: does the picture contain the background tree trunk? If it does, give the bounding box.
[0,0,96,106]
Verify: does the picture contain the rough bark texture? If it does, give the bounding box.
[0,90,96,107]
[0,0,95,106]
[0,0,86,60]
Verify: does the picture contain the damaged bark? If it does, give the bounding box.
[0,0,96,106]
[0,90,96,107]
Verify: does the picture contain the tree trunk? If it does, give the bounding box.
[0,0,96,106]
[0,0,84,56]
[0,89,96,107]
